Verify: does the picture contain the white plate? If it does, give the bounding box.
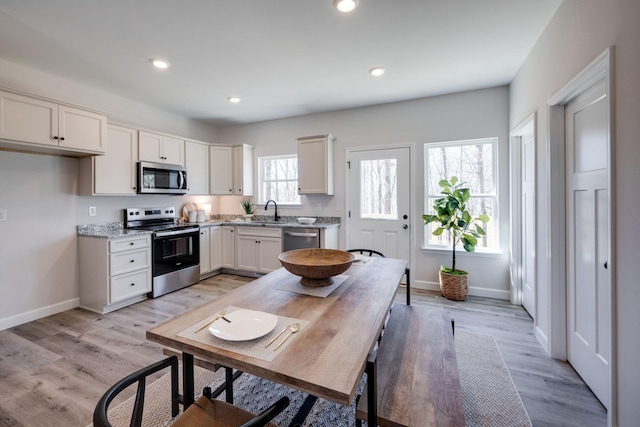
[209,309,278,341]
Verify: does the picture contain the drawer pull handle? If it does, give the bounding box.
[130,283,135,286]
[130,259,135,263]
[130,242,135,245]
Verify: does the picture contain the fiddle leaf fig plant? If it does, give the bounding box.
[240,197,255,215]
[423,176,490,274]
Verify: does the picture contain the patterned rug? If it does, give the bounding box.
[97,331,531,426]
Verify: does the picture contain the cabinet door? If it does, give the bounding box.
[0,90,57,146]
[210,226,222,271]
[209,146,233,195]
[199,227,211,274]
[236,235,259,271]
[257,237,282,273]
[221,226,235,268]
[94,125,138,194]
[58,105,106,154]
[139,131,163,162]
[185,141,209,194]
[162,135,184,166]
[233,144,254,195]
[298,136,334,195]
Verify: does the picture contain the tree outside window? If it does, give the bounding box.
[424,138,498,250]
[259,155,301,205]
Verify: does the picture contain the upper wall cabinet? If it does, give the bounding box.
[185,140,209,195]
[139,131,184,166]
[297,134,335,195]
[209,144,254,196]
[79,124,139,196]
[0,89,107,155]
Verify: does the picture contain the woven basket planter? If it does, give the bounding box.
[439,270,468,301]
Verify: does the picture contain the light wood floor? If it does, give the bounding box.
[0,274,606,426]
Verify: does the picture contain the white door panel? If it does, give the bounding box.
[522,130,536,316]
[566,80,610,409]
[348,147,411,265]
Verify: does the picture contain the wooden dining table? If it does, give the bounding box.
[146,256,408,426]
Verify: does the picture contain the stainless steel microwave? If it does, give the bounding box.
[137,161,188,195]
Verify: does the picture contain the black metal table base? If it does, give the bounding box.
[288,394,318,427]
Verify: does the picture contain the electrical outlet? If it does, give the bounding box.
[335,203,343,211]
[88,206,97,217]
[0,210,6,221]
[315,203,322,212]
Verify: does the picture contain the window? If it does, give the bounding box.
[360,158,398,219]
[258,155,301,205]
[424,138,498,251]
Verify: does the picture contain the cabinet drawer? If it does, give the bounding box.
[236,227,282,238]
[109,235,150,253]
[110,248,150,275]
[110,269,151,303]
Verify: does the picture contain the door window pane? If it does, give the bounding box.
[360,158,397,219]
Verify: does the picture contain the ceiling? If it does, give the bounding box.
[0,0,562,127]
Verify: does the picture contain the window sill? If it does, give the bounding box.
[420,246,504,258]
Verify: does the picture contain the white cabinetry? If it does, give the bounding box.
[79,234,152,314]
[297,134,335,195]
[139,131,184,165]
[199,227,211,275]
[221,226,236,269]
[235,227,282,274]
[185,140,209,195]
[79,124,138,195]
[209,144,254,195]
[210,226,223,271]
[0,89,107,155]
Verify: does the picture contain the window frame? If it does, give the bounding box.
[423,137,499,253]
[257,154,302,206]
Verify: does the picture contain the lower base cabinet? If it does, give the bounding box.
[235,227,282,274]
[200,225,223,277]
[79,234,152,314]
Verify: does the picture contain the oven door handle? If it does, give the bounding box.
[155,228,198,238]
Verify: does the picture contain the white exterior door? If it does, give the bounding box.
[521,129,536,317]
[347,147,411,265]
[566,80,611,409]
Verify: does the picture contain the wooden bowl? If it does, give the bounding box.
[278,249,356,287]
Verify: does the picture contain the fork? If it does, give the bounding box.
[195,310,228,333]
[273,323,301,350]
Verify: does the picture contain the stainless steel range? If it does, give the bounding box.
[124,207,200,298]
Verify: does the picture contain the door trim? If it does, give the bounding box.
[547,47,615,425]
[345,143,415,277]
[509,113,537,307]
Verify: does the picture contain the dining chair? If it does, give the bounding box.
[93,355,289,427]
[347,249,411,305]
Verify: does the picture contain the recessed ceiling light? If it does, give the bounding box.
[228,97,241,103]
[150,58,170,69]
[333,0,359,13]
[369,67,386,77]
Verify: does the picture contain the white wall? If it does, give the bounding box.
[0,60,219,329]
[219,86,511,299]
[509,0,640,424]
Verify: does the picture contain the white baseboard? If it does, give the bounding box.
[0,298,79,331]
[413,280,511,300]
[535,325,550,355]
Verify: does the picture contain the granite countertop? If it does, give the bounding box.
[77,217,340,239]
[198,220,340,229]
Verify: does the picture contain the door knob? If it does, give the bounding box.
[403,224,408,229]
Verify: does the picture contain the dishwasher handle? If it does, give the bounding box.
[285,231,318,238]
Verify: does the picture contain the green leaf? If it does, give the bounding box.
[450,176,458,185]
[463,234,477,245]
[432,227,445,236]
[478,213,490,223]
[475,224,486,235]
[439,179,449,188]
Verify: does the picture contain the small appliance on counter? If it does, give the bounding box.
[124,206,199,297]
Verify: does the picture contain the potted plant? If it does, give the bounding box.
[423,176,490,300]
[240,197,255,221]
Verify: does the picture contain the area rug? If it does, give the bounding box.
[95,330,531,426]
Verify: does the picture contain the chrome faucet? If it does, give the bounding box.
[264,200,280,222]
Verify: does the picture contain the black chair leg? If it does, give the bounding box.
[405,267,411,305]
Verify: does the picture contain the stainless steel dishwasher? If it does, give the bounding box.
[283,228,321,251]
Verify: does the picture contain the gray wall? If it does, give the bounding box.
[219,86,511,298]
[509,0,640,424]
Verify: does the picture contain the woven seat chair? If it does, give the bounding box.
[93,356,289,427]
